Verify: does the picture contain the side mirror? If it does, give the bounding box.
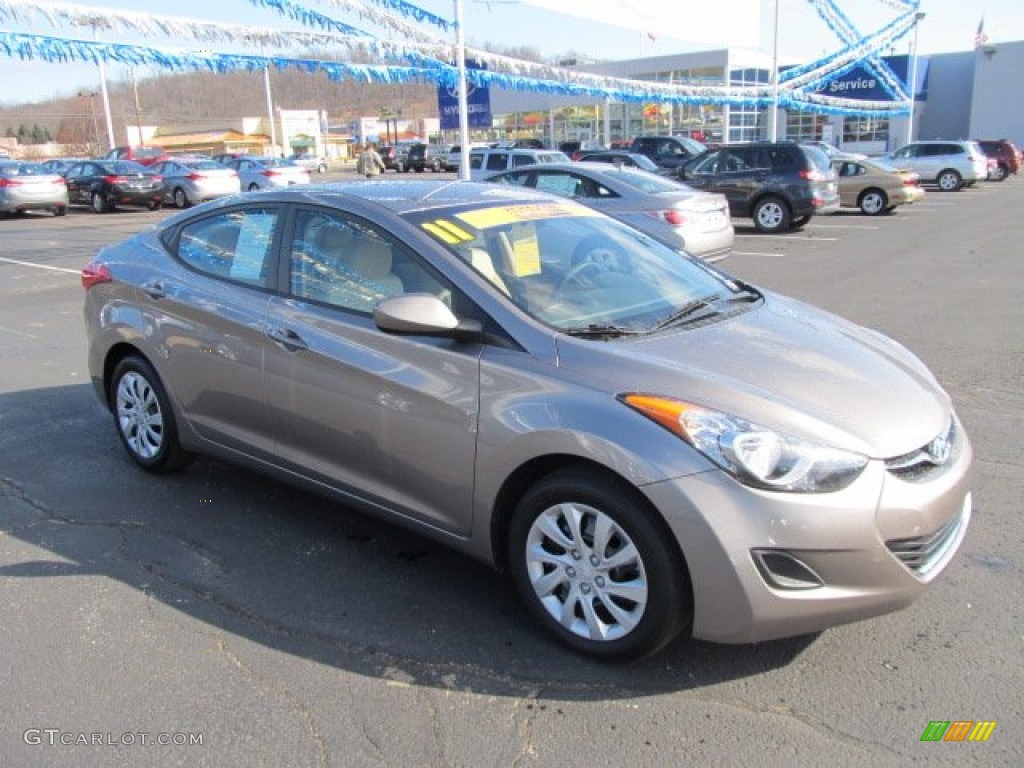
[373,294,482,341]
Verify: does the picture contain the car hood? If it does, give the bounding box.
[555,292,950,458]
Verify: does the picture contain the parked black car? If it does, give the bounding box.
[679,142,839,233]
[403,143,450,173]
[64,160,164,213]
[629,135,707,173]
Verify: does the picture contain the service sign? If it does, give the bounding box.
[805,54,929,102]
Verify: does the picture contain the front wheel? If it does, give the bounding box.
[507,468,690,660]
[109,356,191,473]
[858,188,888,215]
[173,187,190,208]
[53,205,67,217]
[990,164,1008,182]
[752,196,791,233]
[936,169,962,191]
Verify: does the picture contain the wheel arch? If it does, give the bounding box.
[489,454,692,594]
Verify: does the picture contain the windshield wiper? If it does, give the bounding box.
[564,323,642,339]
[650,294,721,332]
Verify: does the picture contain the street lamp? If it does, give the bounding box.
[78,90,100,151]
[906,11,926,146]
[71,16,115,151]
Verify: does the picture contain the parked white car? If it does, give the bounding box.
[880,140,989,191]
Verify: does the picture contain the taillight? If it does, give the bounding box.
[799,169,828,182]
[902,174,919,187]
[662,210,686,226]
[0,178,21,187]
[151,175,163,183]
[81,262,112,290]
[262,170,281,177]
[186,173,204,180]
[104,175,121,184]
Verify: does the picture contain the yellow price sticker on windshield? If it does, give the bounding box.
[456,202,594,230]
[509,223,541,277]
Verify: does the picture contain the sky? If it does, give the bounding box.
[1,0,1024,106]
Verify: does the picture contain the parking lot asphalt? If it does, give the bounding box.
[1,176,1021,767]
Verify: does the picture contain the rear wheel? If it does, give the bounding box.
[936,169,962,191]
[990,163,1008,182]
[431,159,443,173]
[858,188,888,215]
[147,200,163,211]
[752,196,791,233]
[248,182,260,192]
[53,206,67,217]
[109,356,190,473]
[508,468,690,660]
[173,187,190,208]
[90,191,110,213]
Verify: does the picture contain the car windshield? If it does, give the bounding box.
[407,201,735,335]
[677,137,708,155]
[0,162,47,176]
[109,161,150,174]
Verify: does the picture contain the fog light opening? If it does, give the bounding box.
[752,550,824,590]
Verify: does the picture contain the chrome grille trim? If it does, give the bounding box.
[885,418,956,481]
[886,494,971,578]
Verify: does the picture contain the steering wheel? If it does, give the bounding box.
[554,260,604,301]
[572,236,632,272]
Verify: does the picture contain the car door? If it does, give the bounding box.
[64,163,87,204]
[150,204,282,458]
[263,206,483,535]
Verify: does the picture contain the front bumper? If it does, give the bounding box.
[643,424,972,644]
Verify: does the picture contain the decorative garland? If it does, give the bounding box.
[0,0,917,117]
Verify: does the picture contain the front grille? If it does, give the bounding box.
[885,418,957,482]
[886,497,970,578]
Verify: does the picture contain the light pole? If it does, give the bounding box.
[78,90,100,152]
[769,0,781,141]
[453,0,470,180]
[906,11,926,146]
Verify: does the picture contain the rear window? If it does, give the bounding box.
[133,147,165,159]
[798,146,831,174]
[0,162,47,176]
[110,161,150,174]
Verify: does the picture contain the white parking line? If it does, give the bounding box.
[731,251,788,257]
[0,256,80,275]
[811,224,879,230]
[736,234,839,241]
[0,324,38,339]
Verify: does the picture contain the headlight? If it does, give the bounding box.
[621,395,868,493]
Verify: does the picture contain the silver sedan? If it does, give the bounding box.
[82,181,971,660]
[485,162,734,261]
[0,161,68,216]
[223,156,310,191]
[151,157,242,208]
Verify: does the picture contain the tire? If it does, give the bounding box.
[858,188,888,215]
[53,206,67,217]
[248,183,260,192]
[936,169,962,192]
[173,187,190,208]
[414,166,424,173]
[431,159,443,173]
[109,356,190,473]
[147,200,163,211]
[90,191,109,213]
[752,196,791,233]
[507,467,690,660]
[317,164,327,174]
[990,164,1008,182]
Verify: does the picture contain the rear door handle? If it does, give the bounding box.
[268,327,309,352]
[141,281,166,300]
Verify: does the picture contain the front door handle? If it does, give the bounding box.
[268,327,309,352]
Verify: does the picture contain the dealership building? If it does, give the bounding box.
[485,40,1024,153]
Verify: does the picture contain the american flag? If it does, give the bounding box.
[974,17,989,48]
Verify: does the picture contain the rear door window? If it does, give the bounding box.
[175,207,281,288]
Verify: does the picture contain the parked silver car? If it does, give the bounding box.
[0,160,68,216]
[485,162,734,260]
[288,152,329,174]
[82,181,972,660]
[224,155,310,191]
[150,157,242,208]
[880,140,989,191]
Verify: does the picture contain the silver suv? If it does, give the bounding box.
[469,148,570,180]
[882,140,988,191]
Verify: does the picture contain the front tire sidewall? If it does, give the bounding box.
[508,469,690,660]
[173,188,190,208]
[91,191,108,213]
[109,356,188,473]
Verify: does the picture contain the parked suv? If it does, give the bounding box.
[976,139,1021,181]
[403,143,450,173]
[469,147,570,181]
[679,142,839,233]
[376,144,401,172]
[880,140,989,191]
[630,135,707,173]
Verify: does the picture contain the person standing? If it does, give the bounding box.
[356,142,385,179]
